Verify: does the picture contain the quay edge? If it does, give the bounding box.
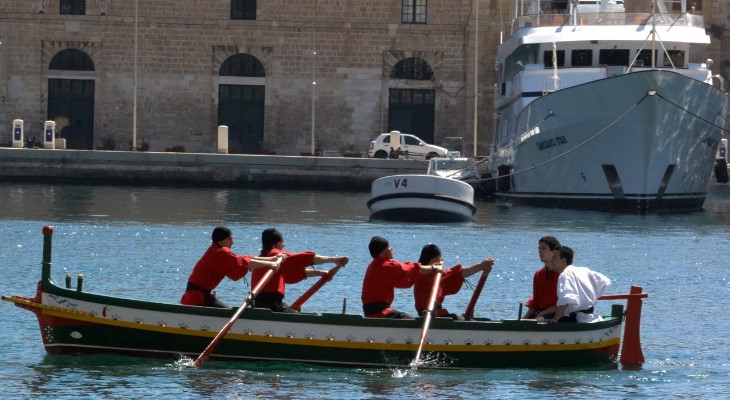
[0,148,429,191]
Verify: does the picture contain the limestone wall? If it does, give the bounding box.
[0,0,726,155]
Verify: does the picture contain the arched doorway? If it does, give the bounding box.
[217,54,265,154]
[388,57,436,144]
[47,49,95,150]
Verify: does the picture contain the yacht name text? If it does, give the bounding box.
[536,136,568,151]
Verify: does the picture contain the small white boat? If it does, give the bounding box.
[426,156,481,182]
[368,164,477,222]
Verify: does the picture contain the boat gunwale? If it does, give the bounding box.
[23,279,623,334]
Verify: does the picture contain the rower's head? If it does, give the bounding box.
[549,245,573,273]
[369,236,392,259]
[418,243,442,265]
[212,226,233,248]
[557,245,574,266]
[261,228,284,255]
[538,236,561,265]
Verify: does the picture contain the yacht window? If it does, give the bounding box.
[664,50,685,67]
[571,49,593,66]
[636,50,657,67]
[599,49,630,66]
[543,50,565,68]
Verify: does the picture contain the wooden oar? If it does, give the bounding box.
[194,268,275,367]
[290,264,343,311]
[411,271,442,368]
[463,268,489,320]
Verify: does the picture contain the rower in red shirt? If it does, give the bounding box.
[180,226,284,308]
[413,244,494,320]
[523,236,561,319]
[252,228,348,313]
[361,236,443,319]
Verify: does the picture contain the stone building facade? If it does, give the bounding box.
[0,0,727,155]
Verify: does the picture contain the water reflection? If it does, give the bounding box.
[0,184,372,225]
[3,182,730,230]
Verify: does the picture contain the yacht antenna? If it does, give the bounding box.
[570,0,579,30]
[651,0,656,69]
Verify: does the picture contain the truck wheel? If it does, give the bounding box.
[374,150,388,158]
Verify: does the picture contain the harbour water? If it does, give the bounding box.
[1,182,729,399]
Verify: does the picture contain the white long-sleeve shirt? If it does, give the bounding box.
[557,265,611,323]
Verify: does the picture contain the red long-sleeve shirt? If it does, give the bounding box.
[361,257,421,308]
[413,264,464,316]
[525,265,559,312]
[251,248,315,296]
[180,243,252,305]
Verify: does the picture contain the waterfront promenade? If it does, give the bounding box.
[0,148,426,191]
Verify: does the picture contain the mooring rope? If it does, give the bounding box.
[478,92,651,183]
[655,92,730,134]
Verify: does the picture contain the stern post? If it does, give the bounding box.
[620,286,647,366]
[41,226,54,282]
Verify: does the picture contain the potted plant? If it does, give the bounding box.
[97,136,116,150]
[131,138,150,151]
[54,116,69,138]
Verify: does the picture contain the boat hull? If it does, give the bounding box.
[368,175,476,222]
[492,70,729,213]
[6,281,623,369]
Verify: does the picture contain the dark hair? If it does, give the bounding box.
[260,228,283,256]
[557,245,574,265]
[368,236,389,258]
[539,236,561,251]
[418,244,441,265]
[211,226,232,243]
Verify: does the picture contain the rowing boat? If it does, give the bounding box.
[2,226,648,369]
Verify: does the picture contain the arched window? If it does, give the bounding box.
[391,57,433,80]
[220,54,265,77]
[49,49,95,71]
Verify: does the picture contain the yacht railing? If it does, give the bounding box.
[512,12,704,31]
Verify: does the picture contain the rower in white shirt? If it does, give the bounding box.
[538,245,611,323]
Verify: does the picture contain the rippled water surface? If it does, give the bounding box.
[2,183,729,399]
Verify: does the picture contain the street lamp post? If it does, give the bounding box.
[132,0,138,149]
[311,31,316,156]
[472,0,479,157]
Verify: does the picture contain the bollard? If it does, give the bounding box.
[77,274,84,292]
[43,121,56,149]
[217,125,229,154]
[12,119,24,148]
[65,274,71,289]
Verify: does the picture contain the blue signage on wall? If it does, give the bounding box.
[14,127,21,141]
[45,127,54,142]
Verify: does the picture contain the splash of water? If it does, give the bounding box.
[173,355,197,369]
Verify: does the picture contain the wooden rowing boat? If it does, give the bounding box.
[2,226,648,369]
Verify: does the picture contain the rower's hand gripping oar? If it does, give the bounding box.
[411,269,442,368]
[291,264,344,312]
[194,267,276,368]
